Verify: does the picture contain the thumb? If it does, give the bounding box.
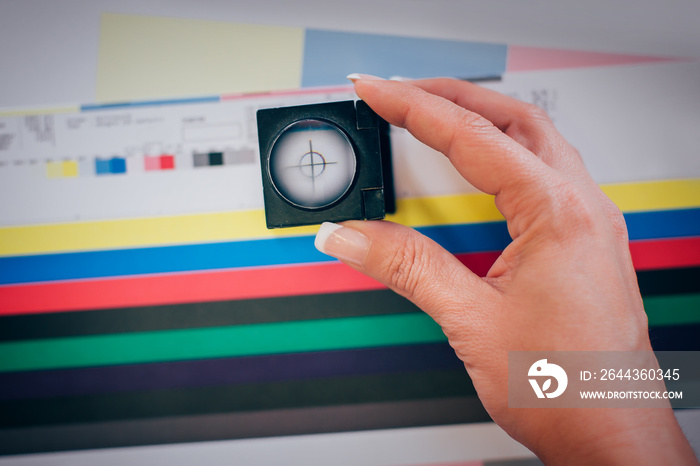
[314,220,497,328]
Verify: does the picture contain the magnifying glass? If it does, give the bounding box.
[257,100,393,229]
[268,119,356,209]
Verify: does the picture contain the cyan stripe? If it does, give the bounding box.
[81,96,220,111]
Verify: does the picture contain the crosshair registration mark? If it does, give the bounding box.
[268,118,356,209]
[291,139,337,190]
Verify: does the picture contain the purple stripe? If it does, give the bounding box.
[0,343,461,400]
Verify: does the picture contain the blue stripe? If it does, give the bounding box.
[626,208,700,240]
[0,236,330,285]
[301,30,507,88]
[81,96,220,111]
[0,208,698,285]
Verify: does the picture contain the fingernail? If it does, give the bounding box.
[346,73,385,83]
[389,76,412,82]
[315,222,370,267]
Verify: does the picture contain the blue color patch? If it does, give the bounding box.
[109,157,126,174]
[301,30,507,88]
[94,158,111,175]
[95,157,126,175]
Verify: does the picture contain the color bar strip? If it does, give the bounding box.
[1,178,697,257]
[0,106,80,117]
[0,295,695,402]
[220,84,354,101]
[0,313,446,373]
[0,343,461,400]
[1,268,695,341]
[507,45,681,72]
[630,237,700,270]
[649,323,700,351]
[0,223,509,285]
[1,294,698,373]
[80,96,220,111]
[636,266,700,296]
[0,258,386,315]
[2,208,698,286]
[645,294,700,327]
[1,238,698,316]
[0,289,419,341]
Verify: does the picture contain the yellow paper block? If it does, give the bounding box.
[96,14,304,102]
[45,162,63,179]
[0,179,698,257]
[61,161,79,178]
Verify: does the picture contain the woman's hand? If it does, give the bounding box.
[314,75,697,464]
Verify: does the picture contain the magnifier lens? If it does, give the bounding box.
[269,119,356,209]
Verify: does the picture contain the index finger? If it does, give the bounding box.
[410,78,588,179]
[352,76,560,225]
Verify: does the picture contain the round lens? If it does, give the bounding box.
[268,119,356,209]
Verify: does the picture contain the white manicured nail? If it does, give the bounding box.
[346,73,385,82]
[315,222,370,267]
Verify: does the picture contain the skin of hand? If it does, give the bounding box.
[314,75,698,464]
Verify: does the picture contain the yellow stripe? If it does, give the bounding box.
[600,178,700,212]
[0,107,79,117]
[1,178,698,257]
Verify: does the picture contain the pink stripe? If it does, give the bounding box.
[221,85,353,101]
[407,462,482,466]
[508,45,685,72]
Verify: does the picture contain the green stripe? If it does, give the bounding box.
[645,293,700,327]
[0,313,446,373]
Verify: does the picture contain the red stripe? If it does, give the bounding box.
[0,238,697,316]
[630,237,700,270]
[0,263,383,316]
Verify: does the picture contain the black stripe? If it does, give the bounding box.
[637,266,700,296]
[0,369,475,429]
[0,397,490,456]
[649,323,700,351]
[0,289,420,341]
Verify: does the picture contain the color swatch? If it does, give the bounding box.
[95,156,126,175]
[193,149,256,167]
[144,154,175,171]
[96,14,304,102]
[301,29,507,87]
[46,160,79,179]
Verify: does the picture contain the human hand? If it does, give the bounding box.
[314,75,697,464]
